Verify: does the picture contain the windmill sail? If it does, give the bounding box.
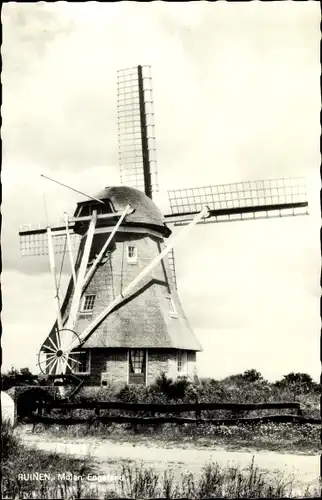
[165,177,308,225]
[168,248,177,289]
[19,226,81,257]
[117,65,158,198]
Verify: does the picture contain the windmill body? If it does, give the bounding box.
[47,186,201,387]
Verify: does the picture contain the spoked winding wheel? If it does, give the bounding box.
[37,327,83,375]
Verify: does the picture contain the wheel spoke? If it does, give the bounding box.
[48,357,58,374]
[63,358,74,372]
[41,344,57,354]
[48,336,59,351]
[62,353,78,367]
[47,354,58,370]
[37,355,56,374]
[37,354,56,367]
[67,356,81,365]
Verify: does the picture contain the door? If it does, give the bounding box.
[129,349,146,385]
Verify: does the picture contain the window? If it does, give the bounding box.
[78,201,113,218]
[165,296,177,316]
[177,351,187,374]
[130,349,145,374]
[127,245,137,263]
[69,351,90,374]
[81,294,96,312]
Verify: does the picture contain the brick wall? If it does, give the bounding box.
[187,350,197,377]
[88,348,198,386]
[147,350,170,384]
[100,350,128,387]
[87,348,127,386]
[90,348,174,386]
[167,350,178,380]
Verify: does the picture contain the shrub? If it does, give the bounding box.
[1,366,38,391]
[1,421,20,461]
[149,373,192,402]
[275,372,320,394]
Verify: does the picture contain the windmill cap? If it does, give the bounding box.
[75,186,171,237]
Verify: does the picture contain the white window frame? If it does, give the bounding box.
[165,295,178,318]
[127,349,148,386]
[81,294,96,313]
[127,245,138,263]
[177,351,188,374]
[69,350,91,374]
[129,349,145,374]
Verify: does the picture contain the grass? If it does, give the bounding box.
[14,372,322,454]
[1,424,321,499]
[1,422,94,499]
[33,419,321,454]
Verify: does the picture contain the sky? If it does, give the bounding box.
[1,1,320,381]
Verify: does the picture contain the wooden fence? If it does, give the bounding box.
[30,401,321,427]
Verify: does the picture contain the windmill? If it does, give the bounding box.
[19,65,309,395]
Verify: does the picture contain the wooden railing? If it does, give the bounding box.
[29,401,321,427]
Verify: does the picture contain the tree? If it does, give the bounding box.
[275,372,319,393]
[241,369,263,383]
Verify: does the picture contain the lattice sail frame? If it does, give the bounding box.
[19,228,81,257]
[168,249,177,289]
[117,66,158,196]
[167,177,308,224]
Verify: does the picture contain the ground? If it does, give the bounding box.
[17,426,321,497]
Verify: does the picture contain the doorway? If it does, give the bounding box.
[129,349,146,385]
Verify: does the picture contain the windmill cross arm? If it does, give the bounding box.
[163,201,308,224]
[19,211,135,236]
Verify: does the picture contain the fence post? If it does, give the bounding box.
[195,405,201,424]
[297,405,303,418]
[94,405,100,429]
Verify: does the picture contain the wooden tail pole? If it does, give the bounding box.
[47,227,63,331]
[67,206,210,350]
[82,204,133,292]
[41,174,104,205]
[64,212,77,286]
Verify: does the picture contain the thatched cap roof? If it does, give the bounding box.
[76,186,171,237]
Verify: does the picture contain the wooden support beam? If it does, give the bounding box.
[47,228,63,331]
[64,212,77,286]
[82,205,132,292]
[65,210,97,332]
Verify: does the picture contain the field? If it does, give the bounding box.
[2,371,321,498]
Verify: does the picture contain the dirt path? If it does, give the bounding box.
[19,430,320,495]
